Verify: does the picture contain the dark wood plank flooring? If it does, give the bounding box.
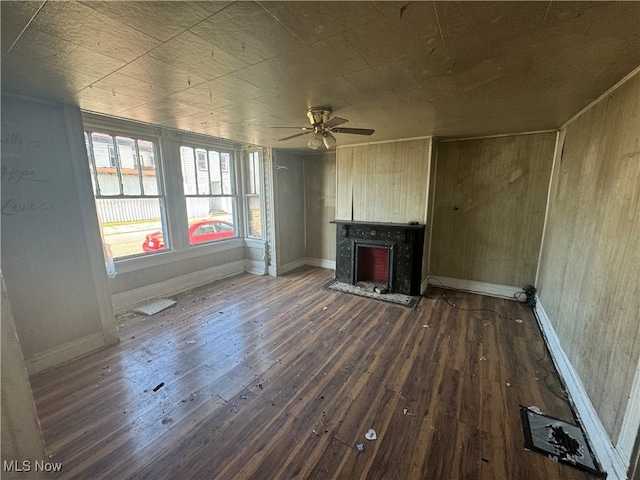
[29,267,597,479]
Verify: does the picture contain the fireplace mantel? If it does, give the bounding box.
[330,220,425,296]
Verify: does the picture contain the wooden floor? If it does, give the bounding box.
[30,267,598,479]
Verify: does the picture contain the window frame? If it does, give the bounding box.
[244,149,264,240]
[84,126,170,259]
[179,142,240,247]
[81,113,258,274]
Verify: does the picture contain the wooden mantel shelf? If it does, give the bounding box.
[330,220,424,229]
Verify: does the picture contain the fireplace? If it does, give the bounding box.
[356,245,390,286]
[331,220,425,296]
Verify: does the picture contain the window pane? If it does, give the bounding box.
[85,132,99,195]
[248,151,261,194]
[96,198,167,258]
[209,151,222,194]
[116,136,136,169]
[91,133,120,195]
[221,152,232,194]
[138,139,155,167]
[139,140,159,195]
[195,148,210,194]
[117,136,141,195]
[180,146,197,195]
[186,198,236,246]
[247,195,262,237]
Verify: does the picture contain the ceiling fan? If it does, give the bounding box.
[273,107,374,150]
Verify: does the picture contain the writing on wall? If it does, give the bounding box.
[1,130,54,216]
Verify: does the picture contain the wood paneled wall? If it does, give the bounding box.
[304,152,336,263]
[430,133,556,287]
[336,138,432,223]
[537,72,640,443]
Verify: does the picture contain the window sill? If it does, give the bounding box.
[114,238,245,274]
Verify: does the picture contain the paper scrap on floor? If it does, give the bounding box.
[132,299,176,316]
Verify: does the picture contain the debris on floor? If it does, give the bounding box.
[365,428,377,440]
[356,443,365,452]
[132,299,176,316]
[520,406,604,477]
[516,318,524,324]
[153,382,165,392]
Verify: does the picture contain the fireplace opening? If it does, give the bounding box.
[356,245,390,290]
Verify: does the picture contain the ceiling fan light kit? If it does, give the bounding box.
[275,106,375,150]
[307,132,324,150]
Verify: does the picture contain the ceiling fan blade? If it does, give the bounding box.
[331,127,375,135]
[270,126,313,130]
[278,132,310,141]
[322,116,348,128]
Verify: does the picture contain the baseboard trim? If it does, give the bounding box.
[244,259,267,276]
[305,258,336,270]
[422,275,522,300]
[534,300,628,480]
[26,333,107,375]
[277,258,308,275]
[112,261,245,313]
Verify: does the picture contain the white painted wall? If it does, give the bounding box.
[1,274,48,479]
[1,95,118,374]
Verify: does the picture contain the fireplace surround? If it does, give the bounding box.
[331,220,425,296]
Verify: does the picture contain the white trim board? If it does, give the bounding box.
[244,259,267,276]
[26,333,106,376]
[112,261,245,313]
[421,275,522,300]
[277,258,307,275]
[305,258,336,270]
[534,300,628,480]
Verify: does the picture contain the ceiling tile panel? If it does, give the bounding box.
[1,53,98,103]
[148,31,249,81]
[344,2,441,66]
[258,1,381,45]
[75,86,149,114]
[0,1,44,58]
[344,60,419,95]
[11,27,126,78]
[434,2,548,47]
[163,83,235,111]
[204,76,270,103]
[118,100,207,125]
[291,77,362,106]
[92,72,174,103]
[30,1,161,63]
[80,0,217,42]
[116,55,208,93]
[190,1,305,65]
[231,56,308,93]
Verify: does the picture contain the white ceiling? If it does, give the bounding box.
[2,1,639,151]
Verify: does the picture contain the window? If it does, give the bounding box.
[245,150,263,238]
[180,145,237,245]
[84,131,167,259]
